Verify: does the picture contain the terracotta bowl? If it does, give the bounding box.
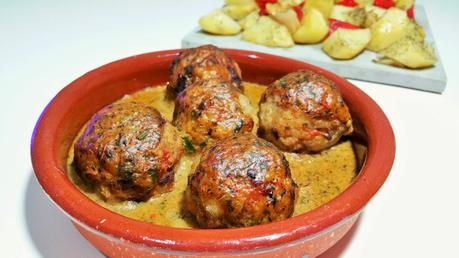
[31,49,395,257]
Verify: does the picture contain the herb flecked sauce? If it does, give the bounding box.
[67,83,357,228]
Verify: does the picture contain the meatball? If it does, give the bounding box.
[258,70,353,153]
[184,134,298,228]
[168,44,242,97]
[173,79,257,146]
[74,102,184,201]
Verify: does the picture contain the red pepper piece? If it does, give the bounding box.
[299,1,305,8]
[327,18,360,37]
[256,0,278,16]
[337,0,358,7]
[293,6,304,20]
[373,0,395,9]
[407,5,414,18]
[259,8,268,16]
[329,18,360,32]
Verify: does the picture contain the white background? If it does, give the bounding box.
[1,0,458,257]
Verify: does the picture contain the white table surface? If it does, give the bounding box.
[1,1,458,257]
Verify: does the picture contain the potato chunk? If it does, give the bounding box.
[225,0,255,4]
[396,0,415,10]
[322,28,371,59]
[267,0,303,13]
[366,8,409,52]
[241,16,294,48]
[355,0,375,6]
[239,10,260,30]
[406,20,425,43]
[375,34,436,69]
[222,3,257,20]
[330,5,366,26]
[363,5,386,28]
[303,0,334,19]
[293,8,329,44]
[199,9,242,35]
[269,8,301,33]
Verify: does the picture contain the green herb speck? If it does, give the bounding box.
[279,80,286,88]
[147,167,157,182]
[191,110,200,118]
[182,136,195,154]
[137,131,148,141]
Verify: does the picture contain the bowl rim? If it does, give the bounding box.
[31,48,395,252]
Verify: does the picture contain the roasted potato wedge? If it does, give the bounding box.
[222,3,257,20]
[199,9,242,35]
[293,8,329,44]
[266,1,303,33]
[303,0,334,19]
[330,5,366,26]
[322,28,371,59]
[269,8,301,33]
[335,0,374,4]
[355,0,375,6]
[267,0,304,12]
[239,10,260,30]
[364,5,386,28]
[366,8,409,52]
[225,0,255,4]
[396,0,414,10]
[241,16,294,47]
[375,35,436,69]
[406,20,425,43]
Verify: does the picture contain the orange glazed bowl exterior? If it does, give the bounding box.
[31,49,395,258]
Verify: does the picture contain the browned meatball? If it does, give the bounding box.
[173,79,257,147]
[168,45,242,97]
[258,70,353,153]
[184,134,298,228]
[74,102,184,201]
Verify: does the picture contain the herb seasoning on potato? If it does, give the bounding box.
[197,0,436,69]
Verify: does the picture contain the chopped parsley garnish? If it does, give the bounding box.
[182,136,196,154]
[137,131,148,141]
[279,80,286,88]
[147,167,157,182]
[191,110,200,118]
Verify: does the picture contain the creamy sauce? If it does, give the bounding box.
[67,83,357,228]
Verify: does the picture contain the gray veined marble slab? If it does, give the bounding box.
[182,5,447,93]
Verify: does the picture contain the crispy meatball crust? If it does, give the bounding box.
[184,134,298,228]
[173,79,256,146]
[258,70,353,153]
[168,45,242,97]
[74,102,184,201]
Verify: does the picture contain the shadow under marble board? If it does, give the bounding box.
[182,5,446,93]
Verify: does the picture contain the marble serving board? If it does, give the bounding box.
[182,5,447,93]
